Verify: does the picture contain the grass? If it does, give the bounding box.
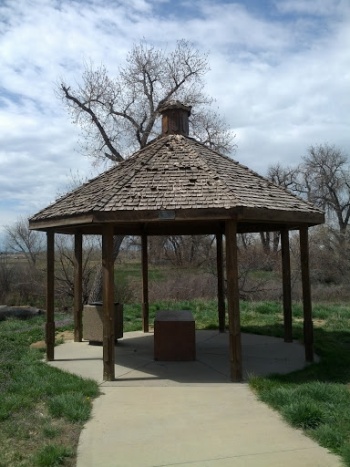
[115,262,167,282]
[123,299,219,332]
[0,314,99,467]
[2,300,350,465]
[243,301,350,465]
[33,445,74,467]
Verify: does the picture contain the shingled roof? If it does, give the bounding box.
[33,102,321,382]
[29,104,324,234]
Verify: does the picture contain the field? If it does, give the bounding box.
[1,300,350,465]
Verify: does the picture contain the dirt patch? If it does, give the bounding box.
[56,330,74,341]
[30,330,74,349]
[294,318,326,327]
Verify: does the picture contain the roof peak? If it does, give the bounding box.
[158,100,192,113]
[159,100,192,137]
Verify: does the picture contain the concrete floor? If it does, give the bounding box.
[49,331,342,466]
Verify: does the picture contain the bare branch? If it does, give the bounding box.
[4,218,44,267]
[61,83,124,163]
[58,40,235,165]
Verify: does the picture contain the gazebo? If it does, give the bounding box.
[29,101,324,382]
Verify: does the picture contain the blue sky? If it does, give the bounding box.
[0,0,349,246]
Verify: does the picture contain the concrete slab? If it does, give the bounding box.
[49,330,317,385]
[48,331,341,467]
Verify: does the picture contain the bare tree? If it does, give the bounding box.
[259,231,280,256]
[0,254,15,303]
[163,235,215,267]
[260,163,302,254]
[2,221,45,305]
[267,162,301,192]
[300,143,350,247]
[55,235,97,306]
[266,144,350,284]
[58,40,235,301]
[4,217,44,267]
[59,39,235,166]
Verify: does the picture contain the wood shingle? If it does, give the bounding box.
[30,133,323,230]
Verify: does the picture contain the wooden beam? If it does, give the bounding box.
[241,207,324,225]
[216,233,225,333]
[300,227,314,362]
[238,222,308,234]
[281,229,293,343]
[102,224,115,381]
[141,233,149,333]
[46,231,55,361]
[225,220,242,382]
[141,222,224,236]
[37,220,226,237]
[74,231,83,342]
[94,208,237,223]
[29,214,94,230]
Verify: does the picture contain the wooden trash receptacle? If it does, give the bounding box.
[154,310,196,361]
[83,302,123,343]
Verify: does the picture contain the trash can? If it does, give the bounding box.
[83,302,123,343]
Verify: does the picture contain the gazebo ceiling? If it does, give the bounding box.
[29,103,324,235]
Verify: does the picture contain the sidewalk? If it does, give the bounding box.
[49,331,342,466]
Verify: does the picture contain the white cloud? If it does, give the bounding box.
[0,0,349,236]
[275,0,348,16]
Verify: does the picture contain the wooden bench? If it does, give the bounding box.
[154,310,196,361]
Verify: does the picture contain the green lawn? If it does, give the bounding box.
[0,314,99,467]
[1,301,350,465]
[243,301,350,465]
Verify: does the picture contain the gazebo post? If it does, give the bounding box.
[74,231,83,342]
[300,227,314,362]
[216,232,225,333]
[29,101,325,385]
[102,224,115,381]
[225,220,242,382]
[46,231,55,361]
[141,233,149,333]
[281,228,292,343]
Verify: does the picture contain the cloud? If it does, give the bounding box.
[275,0,348,16]
[0,0,349,235]
[201,0,350,171]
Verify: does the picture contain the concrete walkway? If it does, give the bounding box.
[49,331,342,466]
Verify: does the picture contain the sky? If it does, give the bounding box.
[0,0,349,247]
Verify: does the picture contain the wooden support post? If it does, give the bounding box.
[46,231,55,361]
[300,227,314,362]
[281,229,292,343]
[216,233,225,333]
[225,220,242,382]
[102,225,115,381]
[74,231,83,342]
[141,234,149,333]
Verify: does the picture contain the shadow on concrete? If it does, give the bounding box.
[248,324,350,385]
[51,330,315,387]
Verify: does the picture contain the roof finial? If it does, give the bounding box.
[159,100,192,137]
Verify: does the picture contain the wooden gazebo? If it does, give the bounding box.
[29,101,324,382]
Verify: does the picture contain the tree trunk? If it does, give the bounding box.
[88,235,124,303]
[260,232,271,254]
